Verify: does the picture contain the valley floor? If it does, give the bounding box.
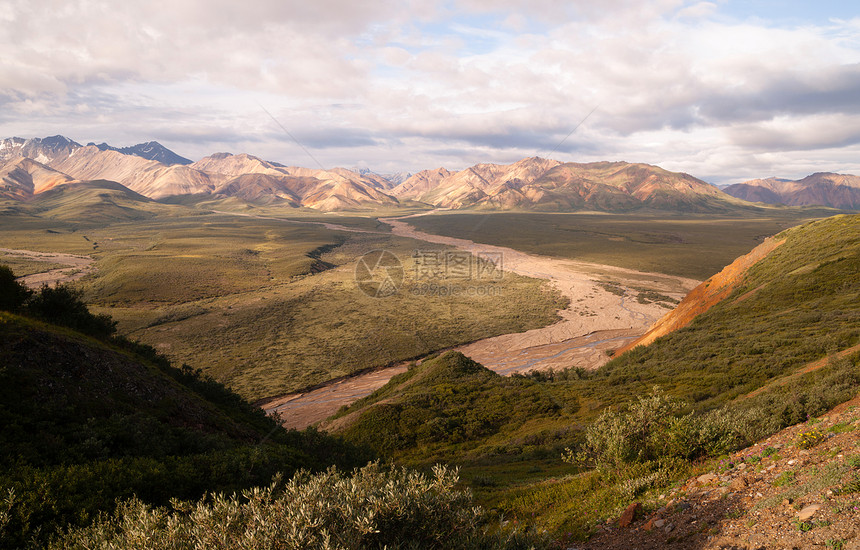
[264,216,699,428]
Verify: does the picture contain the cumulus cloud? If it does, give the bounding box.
[2,0,860,181]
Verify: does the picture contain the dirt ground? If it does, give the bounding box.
[264,216,699,429]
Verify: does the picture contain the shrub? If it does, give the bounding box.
[796,428,826,450]
[25,284,117,338]
[50,462,547,550]
[0,265,31,312]
[563,387,752,472]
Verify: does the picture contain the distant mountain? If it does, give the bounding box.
[0,135,82,165]
[89,140,192,165]
[9,134,854,213]
[52,145,219,198]
[393,158,745,212]
[193,152,400,209]
[353,167,412,189]
[723,173,860,210]
[0,157,75,199]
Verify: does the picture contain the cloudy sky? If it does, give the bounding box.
[2,0,859,183]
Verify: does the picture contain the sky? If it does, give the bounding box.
[1,0,859,184]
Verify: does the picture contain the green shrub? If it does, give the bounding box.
[50,462,549,550]
[796,428,826,450]
[563,387,749,472]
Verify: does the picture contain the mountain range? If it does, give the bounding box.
[722,173,860,210]
[1,135,856,212]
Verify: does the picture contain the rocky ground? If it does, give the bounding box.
[583,394,860,549]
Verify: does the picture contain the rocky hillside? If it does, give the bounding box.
[724,172,860,210]
[583,391,860,549]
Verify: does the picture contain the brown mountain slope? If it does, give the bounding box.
[614,236,786,355]
[390,167,453,198]
[0,157,75,198]
[212,174,302,205]
[393,158,746,212]
[724,172,860,209]
[192,152,399,209]
[191,152,288,178]
[52,146,220,198]
[395,157,562,208]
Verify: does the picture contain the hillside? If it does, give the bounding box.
[583,391,860,549]
[0,297,369,546]
[24,179,180,222]
[0,157,74,199]
[393,158,749,212]
[52,145,221,198]
[724,172,860,209]
[592,214,859,407]
[327,214,860,540]
[614,235,786,354]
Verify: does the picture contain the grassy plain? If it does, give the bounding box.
[406,209,836,279]
[0,206,566,401]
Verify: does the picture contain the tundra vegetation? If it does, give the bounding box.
[1,200,858,547]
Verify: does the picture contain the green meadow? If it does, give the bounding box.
[0,206,565,400]
[406,209,836,280]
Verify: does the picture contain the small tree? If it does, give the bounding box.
[0,265,31,312]
[26,284,116,338]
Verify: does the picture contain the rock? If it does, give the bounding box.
[737,463,747,470]
[654,519,665,528]
[787,459,797,466]
[619,502,641,527]
[730,476,749,491]
[697,473,718,485]
[642,516,658,531]
[797,504,822,521]
[676,502,691,511]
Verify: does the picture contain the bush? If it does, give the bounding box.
[25,284,116,338]
[0,265,31,312]
[49,462,547,550]
[563,387,751,472]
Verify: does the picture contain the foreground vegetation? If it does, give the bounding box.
[0,273,371,547]
[3,187,858,547]
[47,463,550,550]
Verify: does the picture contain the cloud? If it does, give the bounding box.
[2,0,860,182]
